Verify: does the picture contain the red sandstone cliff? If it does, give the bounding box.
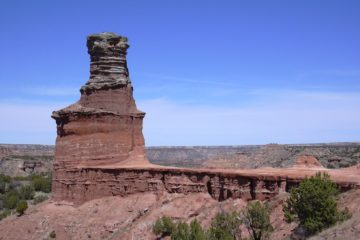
[52,33,148,170]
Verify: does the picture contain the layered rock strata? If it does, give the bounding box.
[52,32,148,171]
[52,32,360,205]
[53,168,284,204]
[52,166,359,205]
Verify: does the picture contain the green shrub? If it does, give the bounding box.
[153,217,207,240]
[283,172,351,235]
[0,174,11,183]
[172,221,191,240]
[19,185,35,200]
[208,211,241,240]
[32,175,52,193]
[33,195,48,204]
[16,200,28,215]
[190,219,207,240]
[12,176,31,181]
[152,206,269,240]
[242,201,273,240]
[3,190,19,209]
[207,226,234,240]
[0,174,10,193]
[0,209,11,221]
[153,216,176,237]
[0,181,5,194]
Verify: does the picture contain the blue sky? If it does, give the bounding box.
[0,0,359,146]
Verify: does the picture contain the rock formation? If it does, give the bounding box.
[51,32,360,205]
[52,32,148,170]
[293,155,323,168]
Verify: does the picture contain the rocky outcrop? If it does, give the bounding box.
[51,32,360,205]
[0,144,53,177]
[52,167,284,204]
[293,155,323,168]
[51,165,360,205]
[52,32,148,171]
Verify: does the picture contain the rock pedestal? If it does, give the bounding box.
[52,33,148,171]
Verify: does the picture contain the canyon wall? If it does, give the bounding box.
[50,165,360,205]
[52,167,287,204]
[0,144,53,176]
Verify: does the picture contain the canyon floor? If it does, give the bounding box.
[0,189,359,240]
[1,159,360,239]
[1,144,360,239]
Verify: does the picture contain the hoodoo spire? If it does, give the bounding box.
[52,32,148,172]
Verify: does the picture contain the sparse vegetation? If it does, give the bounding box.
[172,221,191,240]
[153,202,272,240]
[0,209,11,221]
[31,174,52,193]
[190,219,207,240]
[33,195,48,204]
[153,216,176,237]
[242,201,273,240]
[0,173,51,221]
[208,211,242,240]
[283,172,351,235]
[19,185,35,200]
[0,174,11,194]
[0,174,11,183]
[153,217,208,239]
[16,200,28,215]
[2,154,53,161]
[3,190,19,209]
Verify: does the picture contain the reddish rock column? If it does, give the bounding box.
[52,32,149,173]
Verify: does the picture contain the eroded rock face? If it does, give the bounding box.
[52,167,285,205]
[51,32,360,205]
[52,32,148,171]
[294,155,323,168]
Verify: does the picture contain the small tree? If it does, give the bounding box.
[208,211,242,240]
[3,190,19,209]
[16,200,28,215]
[19,185,35,200]
[283,172,351,235]
[32,175,52,193]
[153,216,176,237]
[172,221,191,240]
[242,201,273,240]
[190,219,206,240]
